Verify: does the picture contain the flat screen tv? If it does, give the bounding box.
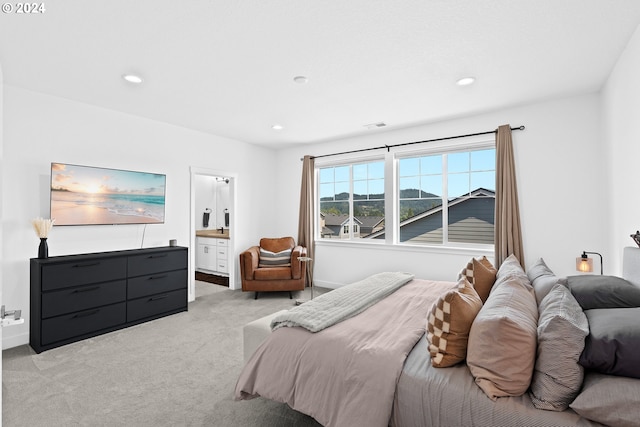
[50,163,166,226]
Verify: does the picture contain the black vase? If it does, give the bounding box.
[38,238,48,259]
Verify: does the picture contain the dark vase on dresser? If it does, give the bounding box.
[38,238,48,259]
[30,246,188,353]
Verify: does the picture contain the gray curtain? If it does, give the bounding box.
[297,155,315,286]
[495,125,524,267]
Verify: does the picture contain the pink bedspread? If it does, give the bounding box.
[235,279,456,427]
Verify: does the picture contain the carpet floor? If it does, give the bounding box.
[2,282,324,427]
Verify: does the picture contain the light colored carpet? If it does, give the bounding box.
[2,282,325,426]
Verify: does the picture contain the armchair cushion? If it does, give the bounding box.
[255,267,292,281]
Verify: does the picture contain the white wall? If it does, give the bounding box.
[1,85,278,349]
[0,60,4,420]
[602,24,640,275]
[195,175,217,230]
[275,93,608,287]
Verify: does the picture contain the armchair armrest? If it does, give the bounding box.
[240,246,260,280]
[290,245,307,279]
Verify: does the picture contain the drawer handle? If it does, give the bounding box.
[148,274,168,280]
[149,294,169,301]
[73,262,100,268]
[147,254,168,259]
[72,309,100,318]
[72,286,100,293]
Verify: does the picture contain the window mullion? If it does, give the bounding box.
[442,154,449,245]
[349,165,354,240]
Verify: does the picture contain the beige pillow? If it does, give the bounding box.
[458,256,497,303]
[496,253,528,280]
[427,277,483,368]
[467,272,538,400]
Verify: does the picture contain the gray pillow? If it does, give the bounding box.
[566,275,640,309]
[570,372,640,427]
[529,284,588,411]
[579,307,640,378]
[526,258,566,306]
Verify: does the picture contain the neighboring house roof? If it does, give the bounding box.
[367,188,495,239]
[322,214,363,227]
[356,216,384,229]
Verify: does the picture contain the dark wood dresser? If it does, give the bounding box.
[30,246,188,353]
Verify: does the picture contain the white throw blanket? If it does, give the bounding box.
[270,271,414,332]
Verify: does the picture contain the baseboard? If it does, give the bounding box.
[3,332,29,350]
[312,280,344,290]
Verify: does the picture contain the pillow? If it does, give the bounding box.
[426,277,483,368]
[458,256,497,303]
[258,248,292,268]
[570,372,640,427]
[529,284,588,411]
[579,307,640,378]
[495,254,527,280]
[526,258,567,306]
[467,272,538,400]
[566,275,640,309]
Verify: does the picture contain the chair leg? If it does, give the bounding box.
[288,291,293,299]
[255,292,259,300]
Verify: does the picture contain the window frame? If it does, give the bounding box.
[314,138,495,253]
[317,155,386,242]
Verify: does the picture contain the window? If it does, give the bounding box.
[316,144,495,248]
[398,148,495,245]
[319,161,384,240]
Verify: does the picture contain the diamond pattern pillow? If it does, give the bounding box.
[427,277,483,368]
[459,256,497,303]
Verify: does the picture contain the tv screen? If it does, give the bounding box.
[50,163,166,226]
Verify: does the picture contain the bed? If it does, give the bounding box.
[235,248,640,427]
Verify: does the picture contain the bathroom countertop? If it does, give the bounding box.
[196,230,230,239]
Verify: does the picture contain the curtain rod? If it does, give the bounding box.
[302,125,525,160]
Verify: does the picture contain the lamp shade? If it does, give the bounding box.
[576,256,593,273]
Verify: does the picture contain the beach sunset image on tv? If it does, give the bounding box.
[50,163,166,226]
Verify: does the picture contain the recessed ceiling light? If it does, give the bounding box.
[293,76,308,84]
[272,124,284,131]
[122,74,143,84]
[456,77,475,86]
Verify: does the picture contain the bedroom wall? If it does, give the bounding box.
[1,62,5,409]
[1,85,278,349]
[602,23,640,275]
[274,93,607,288]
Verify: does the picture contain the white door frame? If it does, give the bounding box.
[189,166,239,301]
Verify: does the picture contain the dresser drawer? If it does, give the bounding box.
[127,289,187,323]
[41,303,126,345]
[128,250,187,277]
[128,269,187,299]
[41,258,127,291]
[42,280,126,319]
[217,239,228,247]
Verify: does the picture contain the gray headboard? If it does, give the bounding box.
[623,246,640,287]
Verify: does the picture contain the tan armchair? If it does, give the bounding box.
[240,237,307,299]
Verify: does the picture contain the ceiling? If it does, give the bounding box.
[1,1,640,149]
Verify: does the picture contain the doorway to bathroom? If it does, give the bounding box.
[189,167,238,301]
